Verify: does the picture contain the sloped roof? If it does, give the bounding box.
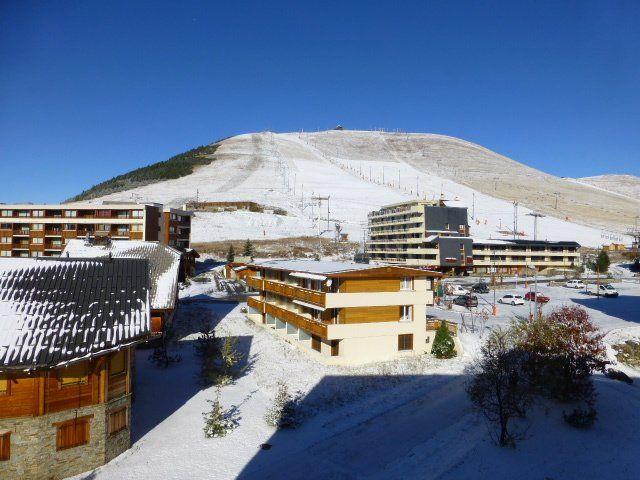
[63,240,181,310]
[0,258,150,370]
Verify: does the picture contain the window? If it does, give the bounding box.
[32,210,44,217]
[0,374,9,395]
[444,223,450,230]
[0,237,10,244]
[96,224,110,232]
[0,210,12,217]
[64,223,76,230]
[55,416,91,450]
[31,237,43,244]
[115,210,129,218]
[109,407,128,435]
[30,251,42,258]
[17,211,29,217]
[0,251,10,257]
[65,210,77,217]
[459,224,466,233]
[0,432,10,461]
[400,305,413,322]
[0,223,10,229]
[131,224,142,232]
[58,363,88,387]
[398,334,413,351]
[31,223,44,230]
[400,277,413,291]
[131,210,143,218]
[109,351,126,376]
[96,209,111,218]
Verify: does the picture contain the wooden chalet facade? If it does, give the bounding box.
[0,258,151,479]
[243,260,445,365]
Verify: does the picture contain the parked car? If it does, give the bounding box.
[585,283,619,297]
[498,294,524,305]
[566,279,585,289]
[448,284,470,296]
[471,282,490,294]
[524,291,550,303]
[453,294,478,308]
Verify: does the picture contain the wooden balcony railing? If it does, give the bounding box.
[263,279,326,306]
[245,277,326,306]
[264,302,327,338]
[247,296,265,312]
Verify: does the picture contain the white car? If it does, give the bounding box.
[448,284,470,296]
[585,283,619,297]
[498,294,525,305]
[566,279,585,289]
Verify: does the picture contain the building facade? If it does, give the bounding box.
[367,200,581,274]
[0,202,191,259]
[243,260,445,365]
[0,257,151,479]
[367,200,473,273]
[472,239,581,274]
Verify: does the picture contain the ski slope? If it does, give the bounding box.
[92,131,636,247]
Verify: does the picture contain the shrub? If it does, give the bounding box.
[563,407,597,429]
[202,388,240,438]
[264,381,302,429]
[431,323,456,359]
[226,244,235,263]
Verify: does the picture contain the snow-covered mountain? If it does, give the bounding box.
[89,130,638,247]
[573,174,640,201]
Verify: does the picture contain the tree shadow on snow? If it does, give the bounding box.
[573,295,640,325]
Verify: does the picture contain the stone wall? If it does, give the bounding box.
[0,395,132,480]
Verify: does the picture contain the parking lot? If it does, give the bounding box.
[431,278,640,333]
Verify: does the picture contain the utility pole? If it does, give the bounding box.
[472,193,475,220]
[526,212,545,241]
[416,176,419,197]
[513,201,519,240]
[382,166,386,184]
[398,169,401,189]
[553,192,560,210]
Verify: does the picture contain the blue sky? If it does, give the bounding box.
[1,1,638,203]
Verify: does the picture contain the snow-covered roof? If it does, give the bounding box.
[472,238,581,247]
[250,259,437,277]
[0,258,150,370]
[63,239,181,310]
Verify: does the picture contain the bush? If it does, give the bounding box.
[202,388,240,438]
[563,407,597,429]
[431,323,456,359]
[195,320,244,386]
[264,381,302,429]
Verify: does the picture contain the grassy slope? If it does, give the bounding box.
[66,143,220,202]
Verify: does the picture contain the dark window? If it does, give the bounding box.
[55,416,91,450]
[398,334,413,351]
[0,432,9,461]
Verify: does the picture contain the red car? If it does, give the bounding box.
[525,291,550,303]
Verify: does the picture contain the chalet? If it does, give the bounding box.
[243,260,449,365]
[63,239,181,335]
[0,257,151,479]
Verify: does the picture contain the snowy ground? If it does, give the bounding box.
[70,265,640,480]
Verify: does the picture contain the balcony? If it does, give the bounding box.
[264,302,328,338]
[12,230,30,237]
[247,277,326,306]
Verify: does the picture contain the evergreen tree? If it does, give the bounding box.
[595,249,610,273]
[202,388,239,438]
[226,244,235,263]
[431,323,457,358]
[243,239,255,258]
[264,381,301,429]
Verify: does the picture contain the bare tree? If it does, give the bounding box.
[466,330,531,447]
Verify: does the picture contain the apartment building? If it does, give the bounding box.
[367,200,581,274]
[244,260,444,365]
[472,239,581,274]
[367,200,473,273]
[0,202,191,258]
